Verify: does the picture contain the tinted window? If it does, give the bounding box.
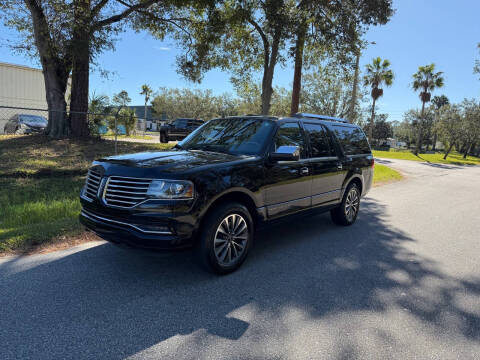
[174,119,188,128]
[304,123,331,157]
[179,118,275,155]
[275,122,306,159]
[331,125,370,155]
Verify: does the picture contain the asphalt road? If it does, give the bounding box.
[1,158,480,359]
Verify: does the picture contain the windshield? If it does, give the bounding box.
[178,118,275,155]
[19,115,47,125]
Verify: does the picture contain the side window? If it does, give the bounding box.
[304,123,331,158]
[331,125,370,155]
[174,119,188,128]
[275,122,307,159]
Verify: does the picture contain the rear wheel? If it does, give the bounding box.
[196,202,253,274]
[160,132,168,143]
[330,183,361,226]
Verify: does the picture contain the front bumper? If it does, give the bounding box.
[79,207,196,251]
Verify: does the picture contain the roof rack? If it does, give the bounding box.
[293,113,348,123]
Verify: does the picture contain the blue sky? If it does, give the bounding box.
[1,0,479,122]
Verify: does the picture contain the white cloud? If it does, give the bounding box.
[154,46,170,51]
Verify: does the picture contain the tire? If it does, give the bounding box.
[160,132,168,143]
[196,202,254,274]
[330,183,361,226]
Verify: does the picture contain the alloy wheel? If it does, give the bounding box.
[214,213,249,266]
[345,187,360,222]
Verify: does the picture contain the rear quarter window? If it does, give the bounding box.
[331,125,370,155]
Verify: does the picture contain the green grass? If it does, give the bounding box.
[372,149,480,165]
[373,164,403,185]
[0,134,172,254]
[102,133,154,140]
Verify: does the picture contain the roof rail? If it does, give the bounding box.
[293,113,348,123]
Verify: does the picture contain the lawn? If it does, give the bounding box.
[373,163,403,185]
[0,134,172,254]
[372,149,480,165]
[0,134,402,255]
[102,134,154,140]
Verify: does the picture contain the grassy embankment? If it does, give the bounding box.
[372,149,480,166]
[0,135,171,254]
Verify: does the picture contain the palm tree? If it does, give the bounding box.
[412,64,444,155]
[140,84,153,134]
[431,95,449,151]
[363,57,394,143]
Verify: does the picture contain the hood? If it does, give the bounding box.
[98,150,254,173]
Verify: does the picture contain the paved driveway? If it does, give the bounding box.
[1,159,480,359]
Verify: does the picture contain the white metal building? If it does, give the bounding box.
[0,61,70,133]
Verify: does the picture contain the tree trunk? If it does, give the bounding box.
[414,100,426,155]
[349,51,361,123]
[290,23,307,116]
[368,97,376,143]
[69,0,91,138]
[443,143,454,159]
[25,0,71,138]
[261,33,281,115]
[463,142,472,158]
[432,132,437,151]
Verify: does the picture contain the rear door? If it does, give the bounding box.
[264,121,312,218]
[329,125,373,193]
[303,122,344,206]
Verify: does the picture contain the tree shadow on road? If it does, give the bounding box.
[1,199,479,359]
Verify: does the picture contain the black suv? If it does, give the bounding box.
[80,113,374,273]
[159,118,204,143]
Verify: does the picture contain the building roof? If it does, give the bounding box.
[0,61,43,72]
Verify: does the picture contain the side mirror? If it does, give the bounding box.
[269,145,300,162]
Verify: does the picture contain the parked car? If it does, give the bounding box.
[4,114,47,134]
[159,118,204,143]
[80,113,374,274]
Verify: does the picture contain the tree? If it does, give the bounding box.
[436,105,463,159]
[152,88,220,120]
[140,84,153,133]
[363,114,392,144]
[412,64,444,155]
[289,1,394,116]
[300,62,361,119]
[0,0,201,138]
[363,57,394,142]
[431,95,449,151]
[460,99,480,158]
[88,92,110,135]
[474,43,480,80]
[167,1,294,116]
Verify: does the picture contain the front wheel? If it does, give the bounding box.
[330,183,361,226]
[160,132,168,143]
[196,202,254,274]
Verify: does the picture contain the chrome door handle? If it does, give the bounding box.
[300,167,309,175]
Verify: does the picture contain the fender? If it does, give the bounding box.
[199,186,261,219]
[340,173,364,199]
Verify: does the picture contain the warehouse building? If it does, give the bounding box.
[0,61,70,133]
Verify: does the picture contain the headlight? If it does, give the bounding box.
[146,180,194,199]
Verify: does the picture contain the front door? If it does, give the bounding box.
[264,122,312,219]
[303,122,344,206]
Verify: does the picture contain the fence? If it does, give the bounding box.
[0,105,160,154]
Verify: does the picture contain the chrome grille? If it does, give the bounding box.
[84,169,102,200]
[103,176,152,208]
